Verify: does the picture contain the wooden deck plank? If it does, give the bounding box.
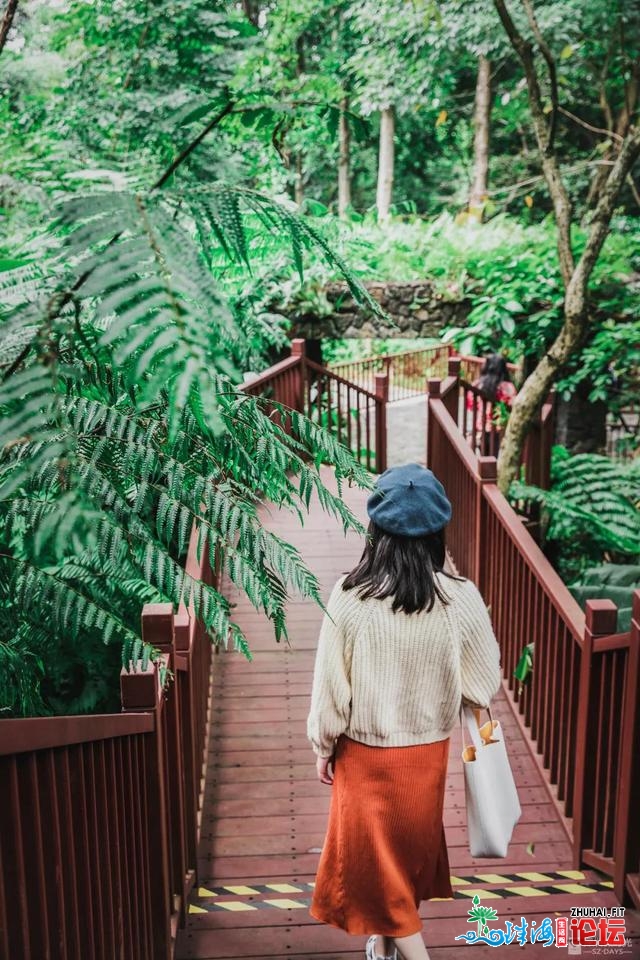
[198,820,570,859]
[177,465,632,960]
[200,791,556,819]
[204,805,559,837]
[195,841,578,882]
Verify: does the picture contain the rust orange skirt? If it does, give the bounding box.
[310,734,453,937]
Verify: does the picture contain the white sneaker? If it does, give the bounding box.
[365,934,398,960]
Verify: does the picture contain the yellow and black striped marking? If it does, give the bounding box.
[189,871,614,913]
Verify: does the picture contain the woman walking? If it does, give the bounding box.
[306,463,502,960]
[466,353,517,456]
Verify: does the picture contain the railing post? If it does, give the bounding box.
[447,356,461,378]
[614,590,640,905]
[291,338,306,413]
[374,372,388,474]
[291,338,305,358]
[149,604,189,925]
[572,599,618,871]
[175,608,198,892]
[444,358,461,422]
[121,604,174,960]
[426,378,441,468]
[476,456,497,591]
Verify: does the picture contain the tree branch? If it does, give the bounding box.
[558,105,623,143]
[570,124,640,297]
[151,95,235,191]
[597,36,616,133]
[494,0,575,286]
[0,0,18,56]
[521,0,558,153]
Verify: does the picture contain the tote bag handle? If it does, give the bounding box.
[459,703,496,749]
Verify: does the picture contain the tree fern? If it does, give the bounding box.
[0,174,381,716]
[510,446,640,579]
[568,563,640,633]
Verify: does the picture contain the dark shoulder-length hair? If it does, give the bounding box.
[341,520,464,615]
[477,353,510,402]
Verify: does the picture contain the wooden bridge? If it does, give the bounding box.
[1,343,639,959]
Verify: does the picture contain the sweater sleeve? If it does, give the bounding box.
[457,579,502,710]
[307,577,353,758]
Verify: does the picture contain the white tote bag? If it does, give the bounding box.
[461,704,521,858]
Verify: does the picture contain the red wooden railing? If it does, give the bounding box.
[242,339,388,473]
[243,343,553,487]
[0,524,217,960]
[329,344,450,401]
[427,372,640,908]
[2,337,636,960]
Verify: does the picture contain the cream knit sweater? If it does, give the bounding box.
[307,572,502,758]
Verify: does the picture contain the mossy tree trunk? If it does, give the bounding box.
[494,0,640,494]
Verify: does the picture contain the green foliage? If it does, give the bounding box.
[250,211,639,407]
[3,0,639,718]
[514,642,534,690]
[568,564,640,634]
[510,446,640,581]
[0,170,384,717]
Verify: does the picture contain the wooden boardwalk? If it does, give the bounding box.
[176,467,636,960]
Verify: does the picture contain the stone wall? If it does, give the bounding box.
[289,280,471,339]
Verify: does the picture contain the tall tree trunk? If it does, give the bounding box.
[376,106,395,222]
[338,97,351,217]
[468,55,492,219]
[0,0,19,56]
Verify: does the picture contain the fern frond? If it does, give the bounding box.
[511,450,640,558]
[1,176,380,715]
[6,556,139,646]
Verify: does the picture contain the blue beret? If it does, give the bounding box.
[367,463,452,537]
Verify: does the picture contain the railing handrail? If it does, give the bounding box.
[460,379,486,396]
[460,378,514,400]
[482,482,586,640]
[329,344,448,369]
[0,712,155,755]
[461,351,520,375]
[303,356,380,400]
[240,354,302,392]
[427,374,638,907]
[593,631,633,652]
[428,395,480,478]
